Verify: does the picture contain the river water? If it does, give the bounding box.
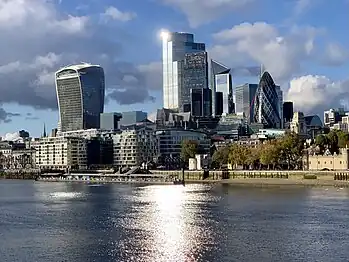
[1,180,349,262]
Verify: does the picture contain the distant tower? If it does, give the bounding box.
[42,123,47,138]
[55,63,105,132]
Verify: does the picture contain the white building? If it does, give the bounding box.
[34,136,87,170]
[112,127,158,168]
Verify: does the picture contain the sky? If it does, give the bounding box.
[0,0,349,138]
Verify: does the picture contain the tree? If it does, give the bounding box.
[280,133,304,169]
[315,134,328,153]
[180,140,199,163]
[260,140,281,169]
[327,131,338,154]
[247,145,262,169]
[336,130,349,148]
[228,144,250,169]
[211,146,229,169]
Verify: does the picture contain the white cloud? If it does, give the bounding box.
[102,6,136,22]
[161,0,255,27]
[1,132,23,142]
[322,42,349,66]
[211,22,321,81]
[285,75,349,114]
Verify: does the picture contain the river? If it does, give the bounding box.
[1,180,349,261]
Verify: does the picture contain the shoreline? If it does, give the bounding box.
[27,177,349,187]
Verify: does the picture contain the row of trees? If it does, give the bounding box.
[315,129,349,154]
[211,133,305,170]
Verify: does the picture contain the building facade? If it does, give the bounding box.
[324,108,348,129]
[181,51,208,112]
[112,127,158,168]
[190,88,212,117]
[253,72,281,129]
[211,60,232,116]
[235,83,258,123]
[156,129,210,166]
[100,112,122,131]
[119,111,147,127]
[55,63,105,132]
[304,148,349,171]
[34,136,87,170]
[162,32,205,110]
[283,101,294,123]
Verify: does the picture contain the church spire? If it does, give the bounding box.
[43,123,47,138]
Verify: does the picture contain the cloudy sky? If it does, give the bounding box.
[0,0,348,137]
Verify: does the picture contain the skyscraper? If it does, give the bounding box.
[235,83,258,123]
[283,101,294,123]
[275,85,283,128]
[182,51,208,112]
[211,60,232,116]
[161,32,205,110]
[253,71,281,128]
[191,88,212,117]
[55,63,105,132]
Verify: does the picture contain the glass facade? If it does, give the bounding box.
[235,83,258,123]
[190,88,212,117]
[100,112,122,131]
[119,111,147,127]
[283,101,294,123]
[215,73,233,114]
[215,91,223,116]
[181,51,208,112]
[253,72,281,129]
[55,64,105,132]
[162,32,205,110]
[210,60,231,116]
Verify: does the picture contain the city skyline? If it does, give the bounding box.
[0,0,348,137]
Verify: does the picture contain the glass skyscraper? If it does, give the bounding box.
[235,83,258,123]
[211,60,233,116]
[182,51,208,112]
[162,32,205,110]
[55,63,105,132]
[253,71,281,128]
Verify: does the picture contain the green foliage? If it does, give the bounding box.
[212,146,229,169]
[180,140,199,162]
[315,130,349,154]
[260,140,281,168]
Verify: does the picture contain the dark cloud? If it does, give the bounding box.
[0,107,21,123]
[0,1,157,110]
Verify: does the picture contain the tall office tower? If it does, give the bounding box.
[253,71,281,129]
[275,85,283,128]
[211,60,232,116]
[283,102,293,123]
[215,92,224,116]
[55,63,105,132]
[191,88,212,117]
[162,32,206,110]
[235,83,258,123]
[182,51,208,112]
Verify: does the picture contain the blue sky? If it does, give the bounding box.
[0,0,348,138]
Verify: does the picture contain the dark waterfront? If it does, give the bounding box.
[1,181,349,262]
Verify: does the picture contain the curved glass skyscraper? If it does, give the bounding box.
[55,63,105,132]
[253,71,281,128]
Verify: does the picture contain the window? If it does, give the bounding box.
[340,161,342,164]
